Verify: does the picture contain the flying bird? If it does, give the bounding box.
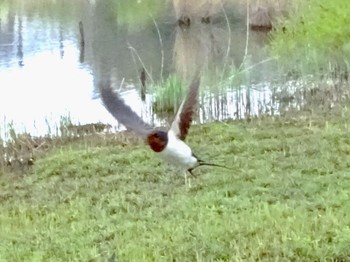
[99,79,227,176]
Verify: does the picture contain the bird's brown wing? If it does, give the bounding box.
[99,80,154,139]
[170,79,200,141]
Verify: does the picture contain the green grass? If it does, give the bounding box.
[269,0,350,74]
[1,112,350,261]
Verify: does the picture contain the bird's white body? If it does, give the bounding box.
[100,79,202,177]
[158,130,198,170]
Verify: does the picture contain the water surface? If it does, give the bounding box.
[0,0,277,138]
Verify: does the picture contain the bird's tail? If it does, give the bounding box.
[197,159,231,170]
[188,157,231,176]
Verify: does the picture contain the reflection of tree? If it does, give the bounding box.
[115,0,165,30]
[89,0,172,88]
[173,23,229,82]
[16,17,24,67]
[59,24,64,59]
[78,21,85,63]
[173,0,224,23]
[0,10,16,66]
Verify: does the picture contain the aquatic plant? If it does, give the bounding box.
[152,75,185,113]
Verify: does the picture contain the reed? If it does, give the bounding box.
[152,74,185,114]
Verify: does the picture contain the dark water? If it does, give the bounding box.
[0,0,278,138]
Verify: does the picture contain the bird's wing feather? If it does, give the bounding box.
[170,79,200,141]
[99,80,154,139]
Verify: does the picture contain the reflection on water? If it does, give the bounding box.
[0,44,96,138]
[0,0,279,139]
[201,83,276,121]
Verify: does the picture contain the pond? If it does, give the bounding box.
[0,0,281,139]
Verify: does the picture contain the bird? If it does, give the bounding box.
[99,79,228,178]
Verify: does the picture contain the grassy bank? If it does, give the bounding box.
[269,0,350,75]
[1,111,350,261]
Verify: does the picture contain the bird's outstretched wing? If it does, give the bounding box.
[170,79,200,141]
[99,80,154,139]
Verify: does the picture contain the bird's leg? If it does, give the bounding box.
[185,169,197,188]
[184,171,192,188]
[187,168,197,178]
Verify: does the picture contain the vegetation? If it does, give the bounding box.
[1,0,350,260]
[1,109,350,260]
[269,0,350,74]
[152,75,185,113]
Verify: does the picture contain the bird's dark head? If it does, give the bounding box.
[147,130,168,152]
